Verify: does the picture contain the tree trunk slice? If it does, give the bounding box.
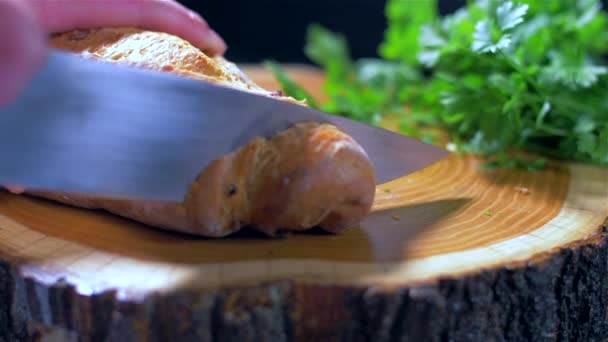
[0,66,607,341]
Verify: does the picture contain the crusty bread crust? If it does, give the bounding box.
[24,28,376,237]
[49,27,303,104]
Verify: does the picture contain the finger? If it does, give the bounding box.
[0,0,47,106]
[28,0,227,55]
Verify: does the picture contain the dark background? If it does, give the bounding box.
[179,0,608,64]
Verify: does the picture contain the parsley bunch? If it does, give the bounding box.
[267,0,608,168]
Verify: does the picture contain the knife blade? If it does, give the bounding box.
[0,49,449,202]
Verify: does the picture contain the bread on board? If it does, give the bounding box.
[15,27,376,237]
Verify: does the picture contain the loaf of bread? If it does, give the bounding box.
[15,28,376,237]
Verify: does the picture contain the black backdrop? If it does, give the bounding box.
[178,0,608,64]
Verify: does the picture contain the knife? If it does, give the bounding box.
[0,49,448,203]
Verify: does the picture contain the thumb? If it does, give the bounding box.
[0,0,47,107]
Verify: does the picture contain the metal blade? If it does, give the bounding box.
[0,50,448,202]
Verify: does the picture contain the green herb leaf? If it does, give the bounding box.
[497,2,529,30]
[472,19,512,53]
[539,56,608,90]
[379,0,438,64]
[262,61,319,109]
[418,25,447,66]
[275,0,608,169]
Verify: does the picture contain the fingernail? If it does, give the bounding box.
[187,10,204,23]
[208,29,227,54]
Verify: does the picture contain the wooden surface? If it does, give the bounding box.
[0,66,607,341]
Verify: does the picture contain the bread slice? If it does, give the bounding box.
[20,27,376,237]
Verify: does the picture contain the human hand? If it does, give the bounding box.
[0,0,227,107]
[0,0,47,107]
[28,0,227,56]
[0,0,227,194]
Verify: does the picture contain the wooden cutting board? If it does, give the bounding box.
[0,65,606,341]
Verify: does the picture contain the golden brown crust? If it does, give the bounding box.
[49,27,304,104]
[24,28,376,237]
